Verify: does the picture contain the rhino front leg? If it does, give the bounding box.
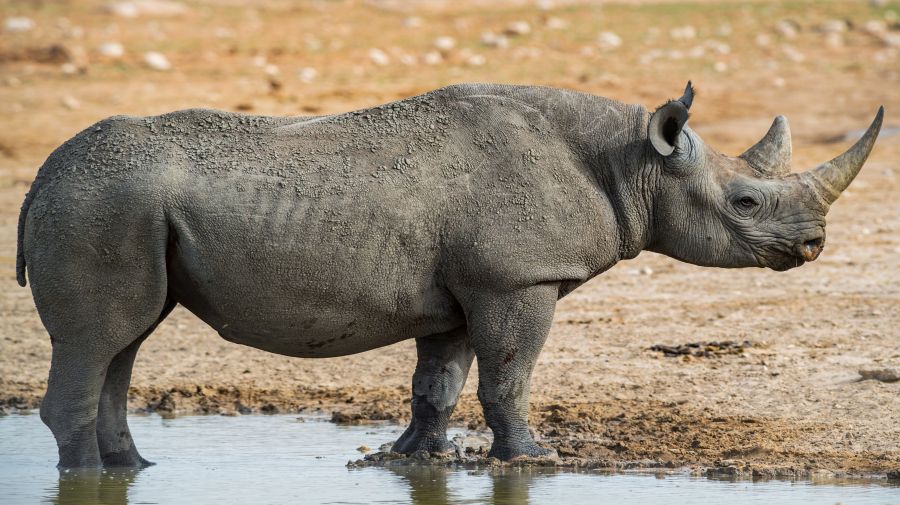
[464,284,558,460]
[393,328,474,454]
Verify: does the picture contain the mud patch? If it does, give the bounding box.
[649,340,756,358]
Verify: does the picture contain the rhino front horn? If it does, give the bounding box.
[801,106,884,205]
[740,115,792,177]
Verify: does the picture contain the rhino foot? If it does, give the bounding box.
[391,430,456,455]
[487,441,555,461]
[101,450,155,469]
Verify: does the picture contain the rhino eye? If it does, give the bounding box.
[736,196,758,209]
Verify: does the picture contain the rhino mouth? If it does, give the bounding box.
[769,257,805,272]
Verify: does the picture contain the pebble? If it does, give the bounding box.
[297,67,317,83]
[368,48,389,66]
[60,63,79,75]
[505,21,531,36]
[481,31,509,49]
[781,45,805,62]
[597,31,622,50]
[263,64,279,77]
[545,17,567,30]
[755,33,772,47]
[775,20,798,39]
[356,445,371,453]
[4,16,34,33]
[143,51,171,70]
[433,36,455,51]
[817,19,848,34]
[714,61,728,72]
[863,20,887,33]
[825,32,844,49]
[61,96,80,110]
[106,0,189,18]
[422,51,442,65]
[402,16,422,28]
[98,41,125,58]
[466,54,486,66]
[670,25,697,40]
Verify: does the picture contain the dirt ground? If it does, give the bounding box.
[1,0,898,480]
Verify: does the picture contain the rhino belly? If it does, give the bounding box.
[164,196,463,357]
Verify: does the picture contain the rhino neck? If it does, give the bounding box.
[547,96,654,261]
[478,85,655,262]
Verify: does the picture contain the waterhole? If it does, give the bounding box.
[0,413,897,505]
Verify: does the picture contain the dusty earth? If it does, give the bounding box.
[1,0,898,481]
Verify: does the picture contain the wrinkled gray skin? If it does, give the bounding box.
[16,82,882,468]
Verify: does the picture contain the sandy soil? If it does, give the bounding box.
[1,0,898,480]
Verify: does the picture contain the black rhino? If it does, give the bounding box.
[16,82,883,468]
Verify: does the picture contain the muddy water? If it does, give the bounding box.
[0,413,897,505]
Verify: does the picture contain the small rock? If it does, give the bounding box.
[755,33,772,47]
[422,51,442,65]
[433,36,455,51]
[504,21,531,37]
[4,17,35,33]
[824,32,844,48]
[98,41,125,58]
[781,45,805,62]
[61,96,80,109]
[263,63,279,76]
[106,0,189,18]
[368,48,389,66]
[597,31,622,50]
[859,367,899,383]
[357,445,371,453]
[403,16,422,28]
[451,434,491,452]
[481,31,509,49]
[863,20,887,33]
[544,17,567,30]
[817,19,848,34]
[297,67,317,83]
[775,20,799,38]
[107,2,139,17]
[60,63,79,75]
[670,25,697,40]
[143,51,171,70]
[717,23,733,37]
[466,54,486,66]
[639,266,653,276]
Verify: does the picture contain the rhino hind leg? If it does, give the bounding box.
[392,328,474,455]
[97,299,176,468]
[31,210,170,468]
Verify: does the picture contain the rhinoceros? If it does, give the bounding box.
[16,82,882,468]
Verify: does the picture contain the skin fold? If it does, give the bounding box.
[16,82,882,467]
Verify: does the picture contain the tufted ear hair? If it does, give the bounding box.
[649,81,694,156]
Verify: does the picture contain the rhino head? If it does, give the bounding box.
[645,82,883,271]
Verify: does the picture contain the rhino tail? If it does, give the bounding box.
[16,175,44,287]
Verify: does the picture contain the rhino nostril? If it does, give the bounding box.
[800,237,824,261]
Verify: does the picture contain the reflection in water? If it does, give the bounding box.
[49,468,138,505]
[388,465,549,505]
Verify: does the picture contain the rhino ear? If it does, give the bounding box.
[649,82,693,156]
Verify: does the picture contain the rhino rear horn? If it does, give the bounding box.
[801,106,884,205]
[740,115,792,177]
[649,82,693,156]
